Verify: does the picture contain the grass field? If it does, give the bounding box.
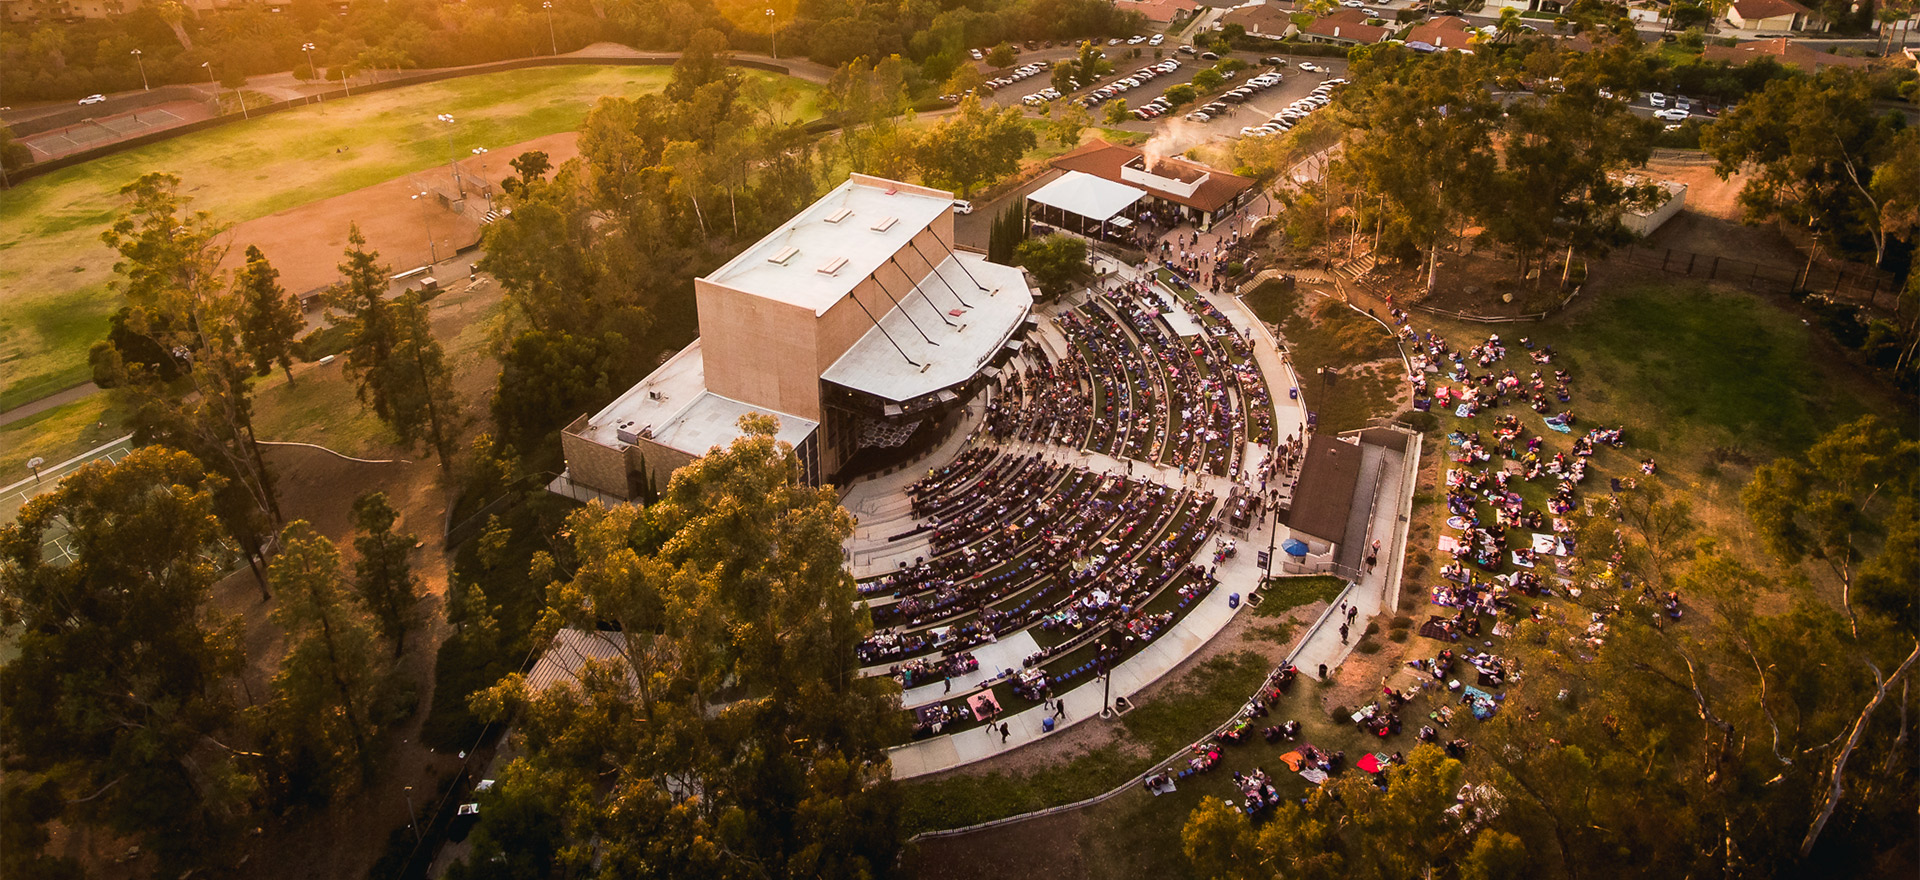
[0,65,821,411]
[1241,278,1402,433]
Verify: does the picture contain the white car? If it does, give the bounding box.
[1648,92,1667,107]
[970,49,984,60]
[953,200,975,214]
[1149,34,1165,46]
[1653,107,1690,122]
[1128,35,1147,44]
[78,93,106,105]
[1298,62,1320,72]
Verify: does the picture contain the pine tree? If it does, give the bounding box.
[235,245,305,384]
[351,491,421,656]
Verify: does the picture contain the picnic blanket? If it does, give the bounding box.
[1356,753,1385,774]
[1419,617,1455,641]
[1438,535,1463,554]
[1300,768,1330,785]
[1278,750,1305,771]
[967,692,1002,719]
[1446,516,1472,531]
[1543,418,1572,434]
[1455,403,1475,418]
[1461,685,1498,720]
[1510,551,1535,568]
[1147,777,1178,796]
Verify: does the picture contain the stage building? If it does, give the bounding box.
[556,175,1036,501]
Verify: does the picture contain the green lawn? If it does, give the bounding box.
[1241,278,1402,433]
[0,65,820,411]
[898,650,1273,837]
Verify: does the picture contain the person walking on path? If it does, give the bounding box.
[999,722,1011,744]
[944,675,952,694]
[1055,699,1067,720]
[1340,622,1350,644]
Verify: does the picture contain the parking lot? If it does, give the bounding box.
[969,40,1351,149]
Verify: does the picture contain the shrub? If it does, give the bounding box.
[1356,639,1382,654]
[1364,621,1381,636]
[1398,410,1440,434]
[1392,614,1413,629]
[1388,629,1410,643]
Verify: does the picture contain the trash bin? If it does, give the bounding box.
[1289,387,1298,400]
[1228,592,1241,609]
[1042,717,1056,733]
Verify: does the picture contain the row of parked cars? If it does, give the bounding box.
[1239,78,1347,138]
[1072,59,1183,108]
[1182,68,1285,123]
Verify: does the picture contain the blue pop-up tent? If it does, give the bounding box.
[1282,539,1309,558]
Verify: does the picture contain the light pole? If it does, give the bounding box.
[436,113,463,198]
[301,43,323,104]
[413,191,440,265]
[403,785,422,846]
[471,146,489,200]
[131,48,148,91]
[542,1,558,55]
[765,7,778,59]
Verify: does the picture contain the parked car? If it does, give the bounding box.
[952,199,975,214]
[1200,50,1220,60]
[1149,34,1165,46]
[1263,56,1287,66]
[970,48,984,60]
[1298,61,1320,72]
[1178,45,1197,55]
[78,93,106,105]
[1653,107,1690,122]
[1648,92,1667,107]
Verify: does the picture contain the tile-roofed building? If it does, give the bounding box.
[1302,8,1392,45]
[1726,0,1822,30]
[1701,37,1869,69]
[1404,16,1478,49]
[1221,3,1297,37]
[1047,139,1259,231]
[1117,0,1201,24]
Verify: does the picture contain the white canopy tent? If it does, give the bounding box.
[1027,171,1146,224]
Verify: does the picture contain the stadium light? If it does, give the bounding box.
[131,49,148,92]
[471,147,490,200]
[300,43,323,104]
[543,2,558,56]
[412,191,440,265]
[436,113,464,198]
[766,8,778,60]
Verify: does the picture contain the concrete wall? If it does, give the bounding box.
[560,415,633,500]
[696,277,824,421]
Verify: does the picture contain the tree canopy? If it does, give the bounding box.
[458,417,905,879]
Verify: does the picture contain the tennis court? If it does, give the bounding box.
[23,103,204,161]
[0,433,135,564]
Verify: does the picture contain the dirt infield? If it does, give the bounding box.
[221,131,583,297]
[22,101,214,162]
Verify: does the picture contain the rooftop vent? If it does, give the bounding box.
[870,216,898,232]
[826,208,853,224]
[818,256,849,275]
[768,246,799,265]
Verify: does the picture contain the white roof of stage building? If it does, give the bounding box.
[1027,170,1146,223]
[821,252,1034,404]
[704,175,957,316]
[582,341,818,456]
[648,391,819,458]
